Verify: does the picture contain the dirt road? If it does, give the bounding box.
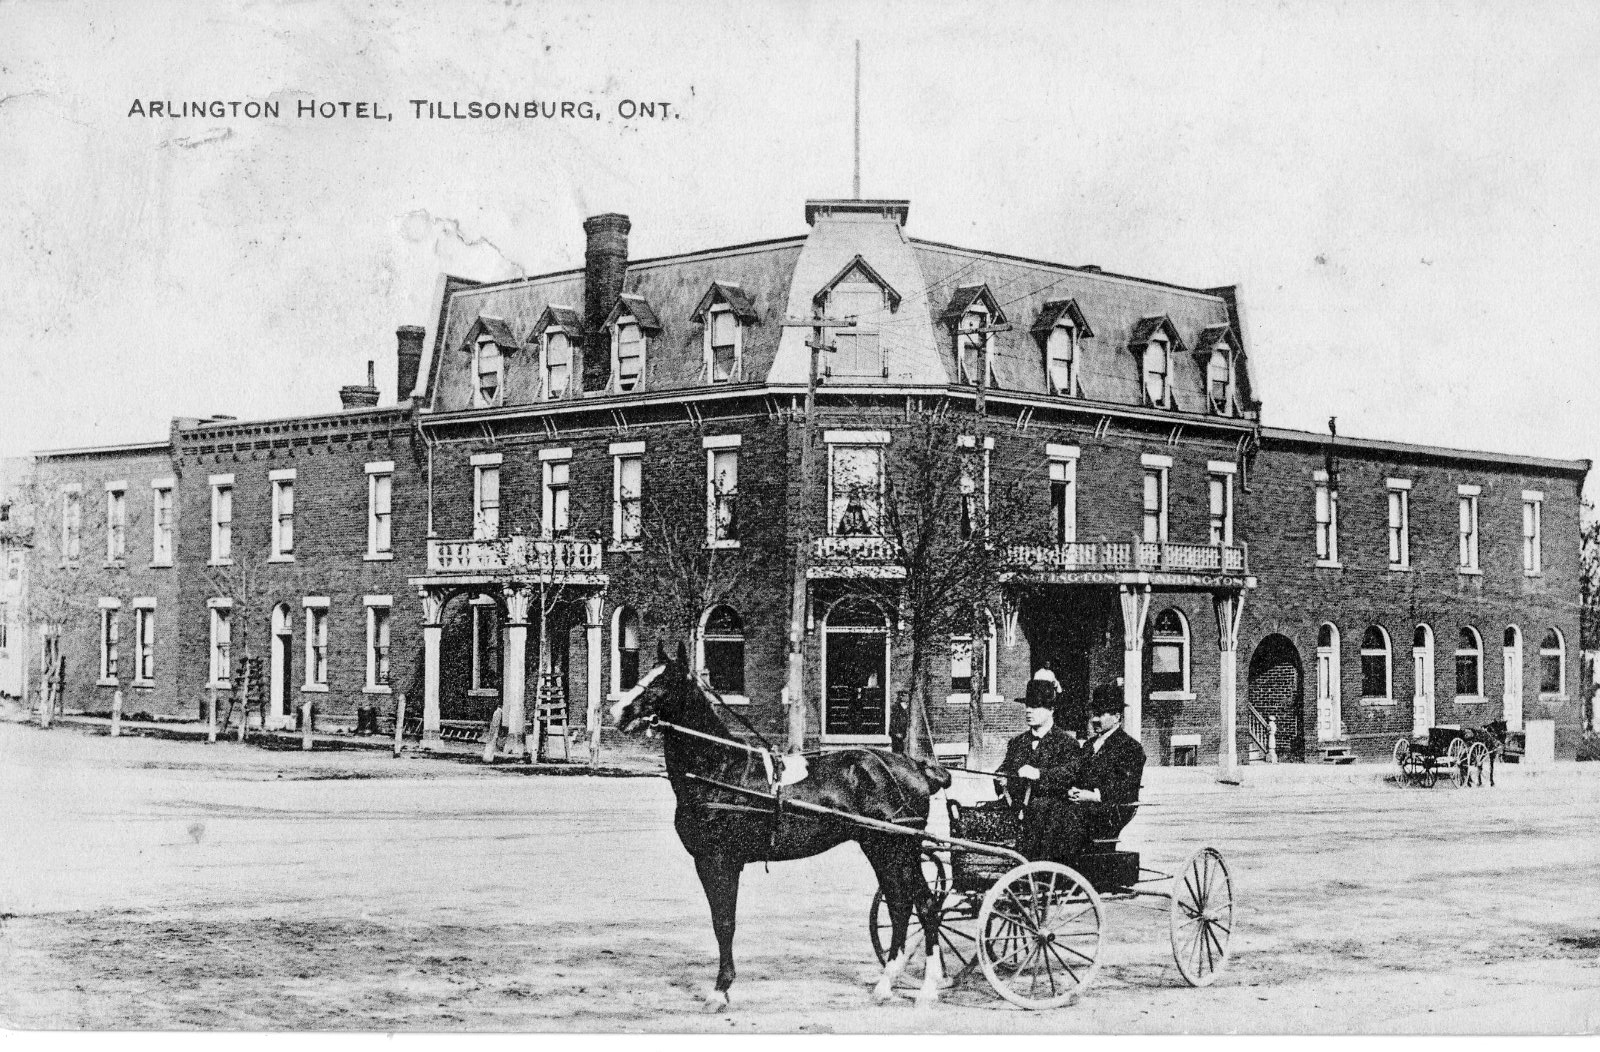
[1,723,1596,1032]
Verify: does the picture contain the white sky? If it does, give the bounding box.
[3,0,1597,497]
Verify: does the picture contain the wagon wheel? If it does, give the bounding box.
[1447,738,1469,788]
[1392,737,1411,770]
[1419,761,1438,789]
[1170,847,1235,987]
[1398,753,1428,787]
[1465,742,1489,787]
[977,861,1105,1010]
[868,851,977,982]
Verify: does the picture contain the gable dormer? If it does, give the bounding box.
[812,256,900,380]
[941,284,1007,386]
[530,305,582,401]
[692,282,760,385]
[1193,323,1240,416]
[602,293,662,394]
[460,315,519,408]
[1030,298,1094,397]
[1128,315,1186,409]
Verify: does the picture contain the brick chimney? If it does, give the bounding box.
[582,213,630,392]
[340,361,381,410]
[396,325,425,401]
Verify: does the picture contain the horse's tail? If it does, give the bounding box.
[917,758,952,793]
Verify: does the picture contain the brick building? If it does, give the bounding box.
[20,197,1592,763]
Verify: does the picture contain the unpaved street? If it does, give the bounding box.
[1,722,1597,1033]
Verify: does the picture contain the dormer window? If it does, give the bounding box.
[1207,349,1231,413]
[543,330,573,399]
[1130,316,1184,410]
[957,305,992,385]
[474,337,502,407]
[1047,323,1077,395]
[814,256,899,380]
[614,319,645,392]
[1143,334,1169,406]
[709,308,739,383]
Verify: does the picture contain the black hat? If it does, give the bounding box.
[1021,679,1059,710]
[1090,682,1125,715]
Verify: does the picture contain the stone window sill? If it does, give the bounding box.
[97,677,118,688]
[363,684,393,695]
[267,554,295,564]
[364,551,394,562]
[1360,697,1395,706]
[706,539,741,550]
[131,680,155,689]
[1458,567,1482,577]
[468,688,499,698]
[301,683,329,694]
[1454,696,1487,704]
[149,561,173,570]
[1315,559,1342,570]
[1389,563,1410,573]
[103,560,127,570]
[1149,690,1195,702]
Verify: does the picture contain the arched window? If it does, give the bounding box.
[1540,628,1566,697]
[1360,626,1391,700]
[613,320,645,392]
[957,304,991,385]
[1207,348,1232,413]
[1455,627,1483,698]
[543,330,572,399]
[1150,608,1189,695]
[1143,334,1170,406]
[474,337,502,407]
[702,605,745,696]
[611,606,641,694]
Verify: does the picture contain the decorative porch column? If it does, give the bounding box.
[585,595,604,764]
[1119,584,1151,743]
[419,589,444,745]
[1213,591,1246,782]
[501,585,533,758]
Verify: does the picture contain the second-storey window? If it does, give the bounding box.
[473,462,500,539]
[271,474,295,558]
[151,484,174,564]
[708,447,739,544]
[1458,489,1480,571]
[829,444,882,536]
[1387,481,1411,568]
[1142,467,1169,543]
[105,486,126,561]
[1315,472,1338,563]
[211,480,233,563]
[305,604,329,688]
[1050,457,1076,543]
[544,459,571,538]
[367,466,393,556]
[474,337,502,407]
[1208,469,1234,546]
[1523,493,1543,574]
[62,488,82,561]
[614,321,645,392]
[614,453,643,545]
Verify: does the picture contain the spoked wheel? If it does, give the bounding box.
[1464,742,1489,787]
[1169,847,1235,987]
[868,851,978,982]
[1392,737,1411,770]
[1447,738,1469,788]
[976,861,1105,1010]
[1399,753,1433,788]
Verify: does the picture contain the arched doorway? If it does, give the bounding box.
[270,603,294,729]
[822,596,890,740]
[1248,634,1304,761]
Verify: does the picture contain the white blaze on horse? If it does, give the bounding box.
[612,643,952,1009]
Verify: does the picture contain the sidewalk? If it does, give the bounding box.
[4,710,667,777]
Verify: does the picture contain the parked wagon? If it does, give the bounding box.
[868,779,1235,1009]
[1392,726,1488,788]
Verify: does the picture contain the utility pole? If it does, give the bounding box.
[960,321,1011,416]
[780,308,856,753]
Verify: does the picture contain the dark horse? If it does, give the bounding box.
[611,644,953,1008]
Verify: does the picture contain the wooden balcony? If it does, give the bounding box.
[424,536,605,582]
[1004,539,1250,587]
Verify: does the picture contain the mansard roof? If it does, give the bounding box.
[1194,323,1239,353]
[939,284,1008,326]
[1029,298,1094,340]
[603,293,663,332]
[464,315,520,350]
[1128,315,1188,354]
[692,282,760,323]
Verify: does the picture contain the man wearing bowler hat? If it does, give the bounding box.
[1050,683,1147,861]
[994,673,1084,862]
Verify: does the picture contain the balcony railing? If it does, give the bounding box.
[811,535,903,564]
[1005,539,1249,575]
[427,536,604,575]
